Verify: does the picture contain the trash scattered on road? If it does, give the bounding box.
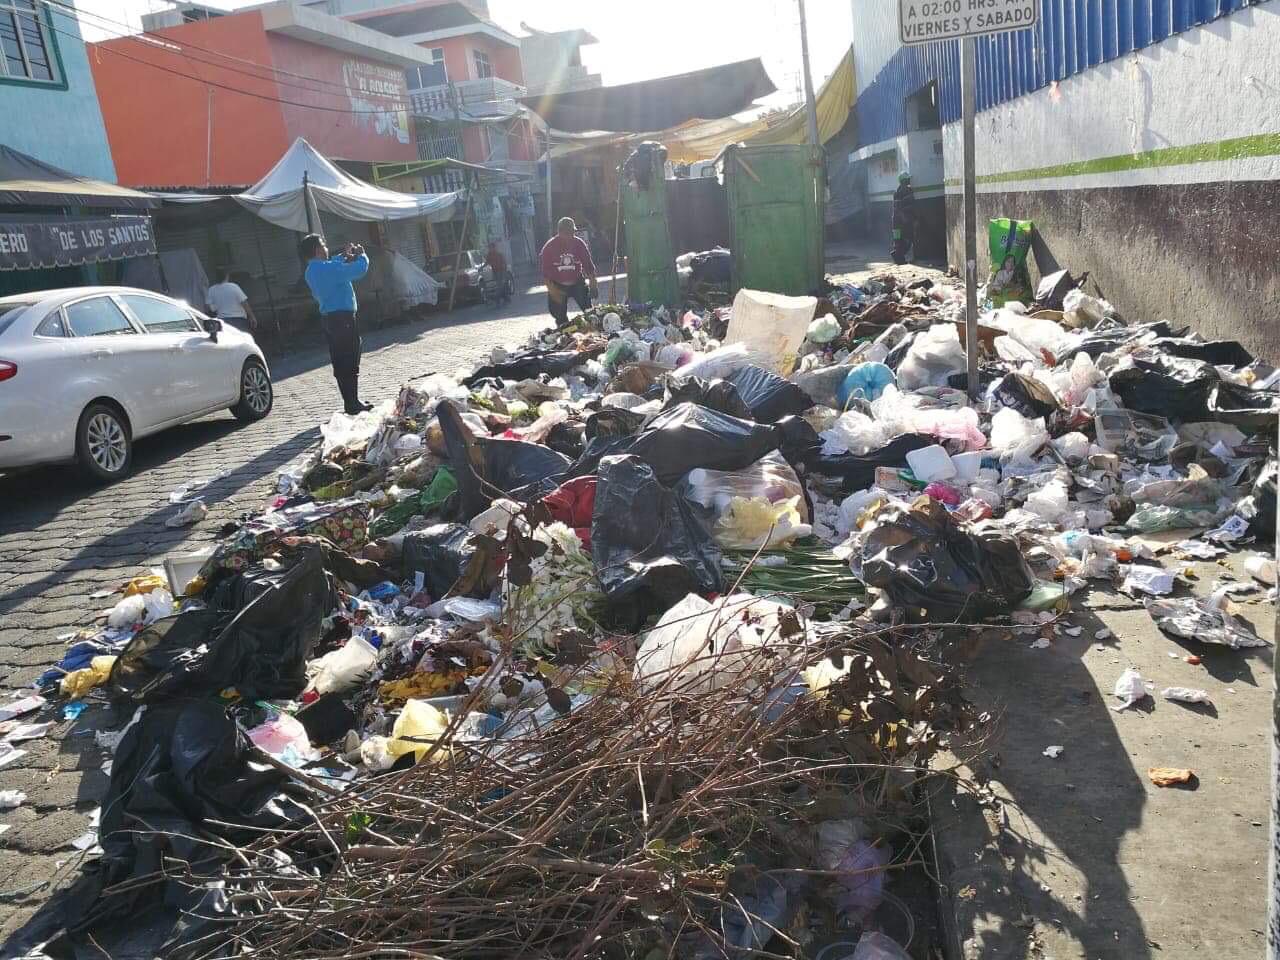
[1044,745,1065,758]
[1161,687,1212,705]
[1112,668,1150,711]
[164,498,208,528]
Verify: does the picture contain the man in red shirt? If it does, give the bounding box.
[540,216,598,325]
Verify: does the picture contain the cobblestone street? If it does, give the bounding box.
[0,291,552,941]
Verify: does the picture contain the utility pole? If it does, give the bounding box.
[961,37,979,401]
[796,0,821,149]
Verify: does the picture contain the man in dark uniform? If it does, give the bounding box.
[891,171,916,265]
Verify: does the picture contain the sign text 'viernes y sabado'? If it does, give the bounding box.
[899,0,1038,44]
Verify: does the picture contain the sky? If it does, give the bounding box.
[73,0,854,111]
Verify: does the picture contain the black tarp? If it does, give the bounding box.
[521,59,776,133]
[0,216,156,271]
[0,144,158,209]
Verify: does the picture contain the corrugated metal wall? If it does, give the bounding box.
[855,0,1267,146]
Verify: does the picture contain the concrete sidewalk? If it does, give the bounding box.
[826,243,1272,959]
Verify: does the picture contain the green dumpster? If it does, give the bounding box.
[619,142,679,306]
[723,143,825,296]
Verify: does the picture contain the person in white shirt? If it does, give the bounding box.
[205,269,258,335]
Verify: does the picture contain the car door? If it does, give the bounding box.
[118,293,233,416]
[61,295,168,432]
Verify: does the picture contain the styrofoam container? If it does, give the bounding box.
[905,444,956,483]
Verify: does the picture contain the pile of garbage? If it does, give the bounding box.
[16,260,1278,959]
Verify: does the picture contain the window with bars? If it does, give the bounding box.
[472,48,492,80]
[0,0,58,84]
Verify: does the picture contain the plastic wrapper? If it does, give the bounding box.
[633,591,803,693]
[989,408,1049,463]
[109,545,335,704]
[667,341,757,383]
[305,636,378,696]
[714,496,811,550]
[859,497,1035,620]
[723,364,814,423]
[1109,353,1219,421]
[821,410,889,457]
[402,523,501,599]
[1126,503,1228,533]
[591,455,723,612]
[895,324,966,389]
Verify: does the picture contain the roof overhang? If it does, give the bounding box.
[258,1,443,66]
[396,22,521,49]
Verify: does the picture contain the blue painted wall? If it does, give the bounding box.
[0,1,116,182]
[854,0,1269,147]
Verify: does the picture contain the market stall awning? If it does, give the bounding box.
[0,145,157,210]
[521,58,776,134]
[0,215,156,271]
[161,139,460,233]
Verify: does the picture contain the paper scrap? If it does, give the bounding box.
[0,695,45,723]
[1043,745,1064,759]
[1122,565,1174,597]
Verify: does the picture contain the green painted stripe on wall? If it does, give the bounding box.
[941,132,1280,187]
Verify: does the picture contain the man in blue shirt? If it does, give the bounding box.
[301,233,372,415]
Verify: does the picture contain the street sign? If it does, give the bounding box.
[896,0,1039,398]
[899,0,1038,45]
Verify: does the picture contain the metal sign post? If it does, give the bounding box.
[898,0,1038,401]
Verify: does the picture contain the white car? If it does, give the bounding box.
[0,286,273,482]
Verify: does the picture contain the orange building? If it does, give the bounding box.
[88,2,434,187]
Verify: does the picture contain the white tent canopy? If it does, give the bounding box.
[162,138,460,233]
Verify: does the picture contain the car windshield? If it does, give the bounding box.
[0,300,37,337]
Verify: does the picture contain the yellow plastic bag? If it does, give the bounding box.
[714,496,811,551]
[123,574,168,597]
[60,656,117,699]
[386,698,451,763]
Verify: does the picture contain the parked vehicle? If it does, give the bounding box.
[429,250,493,306]
[0,287,273,483]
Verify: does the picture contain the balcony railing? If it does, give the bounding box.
[409,76,527,119]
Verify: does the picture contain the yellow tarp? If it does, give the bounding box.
[547,49,856,164]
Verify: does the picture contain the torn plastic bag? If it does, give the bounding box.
[436,400,572,519]
[584,406,647,442]
[1244,458,1277,542]
[591,455,722,612]
[808,433,937,494]
[896,324,966,390]
[723,364,814,422]
[1035,268,1079,310]
[995,373,1059,419]
[1057,320,1184,363]
[1108,353,1219,421]
[1151,337,1254,369]
[1207,382,1280,432]
[108,545,334,704]
[859,497,1035,621]
[46,699,313,960]
[1094,409,1178,462]
[1145,594,1268,650]
[402,523,501,598]
[568,402,781,487]
[663,375,753,419]
[462,348,587,386]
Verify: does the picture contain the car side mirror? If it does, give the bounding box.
[205,317,222,341]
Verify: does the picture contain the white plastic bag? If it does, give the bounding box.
[820,410,887,456]
[1062,289,1110,329]
[1023,478,1070,523]
[896,325,966,390]
[806,313,841,343]
[306,636,378,696]
[1052,431,1090,462]
[989,408,1049,463]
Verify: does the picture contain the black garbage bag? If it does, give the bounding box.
[568,402,781,486]
[546,419,587,459]
[585,406,647,442]
[883,331,916,371]
[107,545,333,704]
[1207,381,1280,432]
[1245,459,1277,543]
[1057,320,1186,363]
[1152,337,1254,369]
[995,372,1059,419]
[664,375,753,419]
[437,400,572,519]
[860,497,1035,621]
[1109,353,1219,421]
[462,348,586,386]
[690,248,732,284]
[43,699,314,960]
[808,433,937,494]
[1034,268,1081,310]
[402,522,501,598]
[723,365,814,423]
[774,414,823,465]
[591,455,722,613]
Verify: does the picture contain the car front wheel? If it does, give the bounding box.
[76,402,133,483]
[231,358,273,422]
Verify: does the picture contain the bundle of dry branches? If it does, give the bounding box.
[166,617,985,960]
